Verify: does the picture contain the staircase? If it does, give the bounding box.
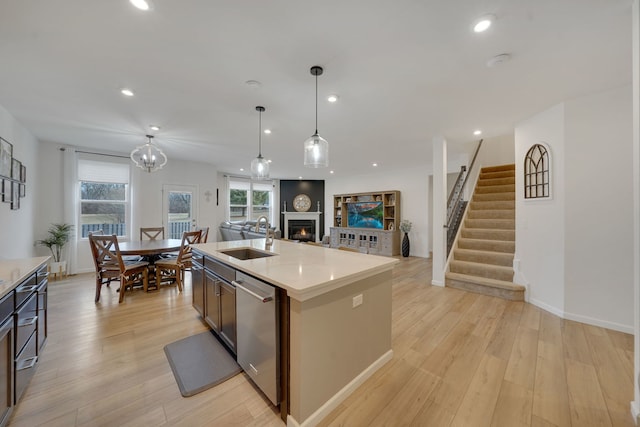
[445,164,525,301]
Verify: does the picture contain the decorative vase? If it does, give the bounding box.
[402,232,410,257]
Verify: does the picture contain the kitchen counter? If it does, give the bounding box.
[0,257,50,299]
[192,239,398,302]
[192,239,397,426]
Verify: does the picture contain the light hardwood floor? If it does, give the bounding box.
[9,257,635,426]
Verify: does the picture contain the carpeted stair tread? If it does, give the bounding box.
[479,170,516,180]
[461,228,515,241]
[453,248,513,266]
[481,164,515,173]
[464,218,515,230]
[445,272,524,301]
[475,184,515,194]
[469,200,515,210]
[472,192,516,202]
[449,260,514,281]
[477,176,515,186]
[468,209,514,220]
[458,238,515,253]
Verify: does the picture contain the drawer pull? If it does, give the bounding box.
[18,316,38,327]
[17,356,38,371]
[16,285,37,294]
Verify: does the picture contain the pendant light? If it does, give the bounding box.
[251,106,270,179]
[130,134,168,173]
[304,65,329,168]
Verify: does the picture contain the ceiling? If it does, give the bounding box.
[0,0,632,180]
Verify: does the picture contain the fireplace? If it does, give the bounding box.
[288,220,315,242]
[283,211,322,243]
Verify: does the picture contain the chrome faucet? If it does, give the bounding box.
[255,215,275,248]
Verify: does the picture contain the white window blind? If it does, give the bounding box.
[78,159,129,183]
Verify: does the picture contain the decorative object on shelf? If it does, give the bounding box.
[251,106,270,180]
[283,201,287,212]
[317,200,321,212]
[130,134,168,173]
[388,222,394,231]
[303,65,329,168]
[38,223,73,276]
[399,220,412,257]
[293,194,312,212]
[0,138,12,178]
[376,195,382,201]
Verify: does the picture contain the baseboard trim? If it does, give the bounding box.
[529,298,634,334]
[431,279,444,287]
[630,400,640,425]
[287,349,394,427]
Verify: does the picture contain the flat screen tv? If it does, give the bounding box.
[347,201,384,229]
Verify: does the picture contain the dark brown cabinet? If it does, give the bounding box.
[192,252,237,354]
[191,253,205,318]
[0,294,14,427]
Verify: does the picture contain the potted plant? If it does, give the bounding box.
[399,220,412,257]
[38,223,73,276]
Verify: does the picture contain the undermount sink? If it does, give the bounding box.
[219,248,276,260]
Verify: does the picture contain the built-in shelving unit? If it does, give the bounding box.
[331,190,401,256]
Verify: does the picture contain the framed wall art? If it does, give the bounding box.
[20,164,26,183]
[11,182,19,210]
[11,158,21,181]
[1,180,11,203]
[0,138,12,178]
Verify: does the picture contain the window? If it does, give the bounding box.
[228,178,274,223]
[78,158,130,237]
[524,143,550,199]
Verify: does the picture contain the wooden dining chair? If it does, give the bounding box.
[140,227,164,240]
[89,234,149,303]
[154,230,201,292]
[195,226,209,243]
[88,230,116,303]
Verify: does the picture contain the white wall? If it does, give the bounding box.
[325,165,430,258]
[564,85,633,331]
[0,104,39,259]
[515,86,634,333]
[515,104,566,316]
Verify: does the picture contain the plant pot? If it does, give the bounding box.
[402,233,410,257]
[49,261,67,279]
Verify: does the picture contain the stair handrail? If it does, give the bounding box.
[446,139,483,230]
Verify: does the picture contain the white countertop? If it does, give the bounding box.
[192,239,398,301]
[0,256,50,299]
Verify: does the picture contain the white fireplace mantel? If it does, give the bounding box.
[283,211,322,242]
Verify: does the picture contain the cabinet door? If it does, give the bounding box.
[0,317,13,427]
[219,281,236,353]
[204,271,221,332]
[191,260,205,317]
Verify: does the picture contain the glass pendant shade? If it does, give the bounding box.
[303,132,329,168]
[304,65,329,168]
[251,106,270,180]
[130,134,167,173]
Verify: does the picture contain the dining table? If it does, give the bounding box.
[118,239,183,290]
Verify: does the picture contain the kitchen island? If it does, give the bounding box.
[192,239,398,427]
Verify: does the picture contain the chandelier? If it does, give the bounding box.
[130,134,167,173]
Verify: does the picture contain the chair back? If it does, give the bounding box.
[89,234,126,273]
[140,227,164,240]
[195,226,209,243]
[88,230,105,271]
[177,230,202,264]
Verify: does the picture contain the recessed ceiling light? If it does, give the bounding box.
[150,125,160,131]
[130,0,150,10]
[486,53,511,68]
[245,80,262,88]
[372,163,378,167]
[121,88,134,97]
[267,159,272,163]
[473,130,482,136]
[264,129,271,134]
[240,168,245,171]
[327,94,339,103]
[473,14,495,33]
[330,170,334,174]
[298,176,303,180]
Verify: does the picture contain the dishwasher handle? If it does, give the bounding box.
[233,280,273,303]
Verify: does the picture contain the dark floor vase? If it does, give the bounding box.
[402,233,410,257]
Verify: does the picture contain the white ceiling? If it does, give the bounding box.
[0,0,632,179]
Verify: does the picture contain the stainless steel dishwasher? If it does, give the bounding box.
[233,271,279,406]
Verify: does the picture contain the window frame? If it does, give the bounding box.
[523,143,551,200]
[227,178,274,224]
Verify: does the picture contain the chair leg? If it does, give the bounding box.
[95,279,102,303]
[118,274,126,303]
[176,268,182,292]
[143,269,149,293]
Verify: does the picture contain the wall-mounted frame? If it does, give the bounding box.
[11,158,21,181]
[19,183,25,198]
[20,164,26,183]
[10,182,19,210]
[0,138,12,178]
[1,180,11,203]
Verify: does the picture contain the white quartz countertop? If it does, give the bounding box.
[0,256,50,299]
[191,239,398,301]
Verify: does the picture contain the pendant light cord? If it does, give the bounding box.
[315,73,318,134]
[258,109,262,156]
